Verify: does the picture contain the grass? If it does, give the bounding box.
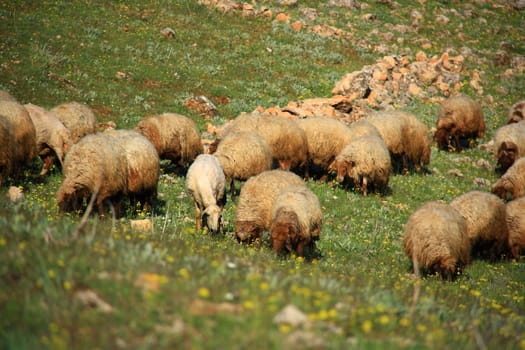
[1,0,524,349]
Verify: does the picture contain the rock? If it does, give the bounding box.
[160,27,176,39]
[130,219,153,232]
[273,304,309,328]
[285,330,326,349]
[275,12,291,23]
[7,186,24,202]
[447,169,464,177]
[74,290,113,313]
[475,159,493,170]
[473,178,491,187]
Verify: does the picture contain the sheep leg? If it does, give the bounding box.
[194,202,202,231]
[361,177,368,196]
[296,240,305,257]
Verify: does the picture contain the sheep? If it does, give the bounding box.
[296,117,358,178]
[505,196,525,258]
[450,190,509,260]
[270,185,322,257]
[365,110,431,173]
[402,201,471,280]
[214,131,273,198]
[104,129,160,211]
[0,117,15,187]
[492,121,525,172]
[185,154,226,234]
[50,101,97,143]
[135,112,202,170]
[328,135,391,196]
[23,103,73,176]
[434,94,485,152]
[56,133,128,218]
[348,118,381,138]
[0,100,37,175]
[235,170,306,244]
[508,99,525,124]
[492,157,525,201]
[220,112,308,171]
[0,90,17,102]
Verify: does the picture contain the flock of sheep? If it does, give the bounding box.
[1,88,524,278]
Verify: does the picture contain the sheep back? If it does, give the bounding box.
[51,102,96,143]
[135,112,202,166]
[330,135,391,195]
[492,157,525,200]
[222,112,308,170]
[270,185,322,256]
[492,121,525,172]
[235,170,306,243]
[0,100,37,169]
[57,133,128,217]
[450,190,509,260]
[348,119,382,139]
[434,94,485,151]
[505,196,525,258]
[402,201,471,279]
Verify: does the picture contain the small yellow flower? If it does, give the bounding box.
[417,324,427,333]
[379,315,390,325]
[279,324,292,333]
[0,238,6,246]
[63,281,73,290]
[178,268,189,279]
[260,282,270,291]
[18,241,27,251]
[470,290,481,297]
[362,320,373,333]
[242,300,255,310]
[198,287,210,299]
[399,318,410,327]
[57,259,65,267]
[48,269,56,278]
[166,255,175,263]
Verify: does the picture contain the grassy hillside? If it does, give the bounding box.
[1,1,524,349]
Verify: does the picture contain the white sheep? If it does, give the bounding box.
[270,185,322,257]
[23,103,73,176]
[135,112,202,169]
[505,196,525,258]
[450,190,509,260]
[56,133,128,218]
[492,157,525,201]
[402,201,471,280]
[235,170,306,244]
[185,154,226,234]
[214,131,273,198]
[329,135,391,195]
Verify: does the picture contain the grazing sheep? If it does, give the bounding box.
[235,170,306,244]
[104,129,160,211]
[185,154,226,234]
[508,100,525,124]
[51,101,97,143]
[365,110,431,173]
[214,131,273,198]
[0,90,17,102]
[492,121,525,172]
[56,133,128,218]
[329,135,391,196]
[505,196,525,258]
[492,157,525,200]
[270,186,322,257]
[450,190,509,260]
[220,112,308,171]
[348,118,381,138]
[296,117,358,178]
[0,100,37,175]
[402,201,471,280]
[135,112,202,169]
[0,117,15,187]
[434,94,485,152]
[24,103,73,176]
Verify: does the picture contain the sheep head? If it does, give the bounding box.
[235,221,260,243]
[434,120,457,150]
[271,210,300,255]
[203,204,222,234]
[497,141,519,172]
[329,159,354,183]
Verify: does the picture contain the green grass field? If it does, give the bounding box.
[1,1,524,349]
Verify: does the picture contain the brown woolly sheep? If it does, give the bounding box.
[56,133,128,218]
[104,129,160,211]
[235,170,306,244]
[296,117,358,178]
[220,112,308,171]
[329,135,391,196]
[450,190,509,260]
[365,110,431,173]
[402,201,471,280]
[505,196,525,258]
[0,117,15,187]
[508,100,525,124]
[135,112,202,169]
[270,185,322,257]
[24,103,73,176]
[51,101,97,144]
[492,121,525,172]
[0,100,37,175]
[185,154,226,234]
[214,131,273,198]
[492,157,525,200]
[348,118,382,138]
[434,94,485,152]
